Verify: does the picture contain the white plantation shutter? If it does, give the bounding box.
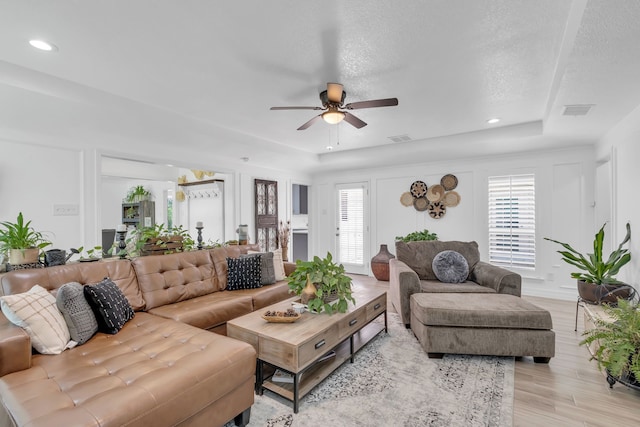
[488,174,536,269]
[338,187,364,265]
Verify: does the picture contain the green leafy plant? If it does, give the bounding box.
[287,252,354,314]
[395,229,439,242]
[0,212,52,256]
[128,223,195,256]
[125,185,152,203]
[580,299,640,384]
[544,223,631,285]
[76,245,102,260]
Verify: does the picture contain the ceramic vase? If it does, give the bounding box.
[371,244,395,281]
[300,274,317,305]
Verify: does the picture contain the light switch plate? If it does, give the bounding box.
[53,204,79,216]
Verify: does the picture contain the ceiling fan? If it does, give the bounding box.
[270,83,398,130]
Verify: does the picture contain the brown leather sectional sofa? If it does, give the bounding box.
[0,244,293,427]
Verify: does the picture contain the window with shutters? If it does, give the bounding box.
[488,174,535,269]
[337,187,364,265]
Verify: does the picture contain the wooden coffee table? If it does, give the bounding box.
[227,285,387,413]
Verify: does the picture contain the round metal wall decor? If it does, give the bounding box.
[426,184,445,202]
[410,180,428,198]
[441,174,458,191]
[413,197,429,211]
[428,201,446,219]
[400,192,414,207]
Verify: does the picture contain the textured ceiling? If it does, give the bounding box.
[1,1,639,172]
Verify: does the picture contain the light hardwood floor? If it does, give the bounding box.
[514,296,640,427]
[352,276,640,426]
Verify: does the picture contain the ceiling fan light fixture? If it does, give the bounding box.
[322,110,345,124]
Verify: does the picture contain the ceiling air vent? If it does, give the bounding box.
[388,134,412,143]
[563,104,594,116]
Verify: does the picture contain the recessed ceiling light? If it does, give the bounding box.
[29,39,58,52]
[326,145,333,151]
[486,118,500,124]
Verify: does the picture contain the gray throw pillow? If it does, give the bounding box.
[241,252,276,285]
[56,282,99,344]
[432,250,469,283]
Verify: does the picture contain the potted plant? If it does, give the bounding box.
[288,252,354,314]
[129,223,195,256]
[125,185,152,203]
[75,245,102,261]
[395,229,439,242]
[545,223,632,304]
[0,212,52,264]
[580,299,640,389]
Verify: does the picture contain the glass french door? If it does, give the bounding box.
[335,183,369,275]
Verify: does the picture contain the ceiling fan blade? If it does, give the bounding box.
[344,98,398,110]
[297,114,323,130]
[343,112,367,129]
[327,83,344,103]
[270,106,323,110]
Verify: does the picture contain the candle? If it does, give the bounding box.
[116,224,127,232]
[196,221,203,228]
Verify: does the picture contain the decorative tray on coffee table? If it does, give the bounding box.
[262,309,301,323]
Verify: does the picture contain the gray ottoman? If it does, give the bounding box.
[410,293,555,363]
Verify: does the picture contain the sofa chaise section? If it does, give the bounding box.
[0,312,255,427]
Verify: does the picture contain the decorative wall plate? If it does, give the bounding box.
[441,174,458,191]
[413,197,429,211]
[428,201,446,219]
[426,184,445,202]
[443,191,461,207]
[410,180,428,198]
[400,191,414,207]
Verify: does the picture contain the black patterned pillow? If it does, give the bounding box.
[241,252,276,285]
[56,282,99,344]
[83,278,135,334]
[432,250,469,283]
[226,256,262,290]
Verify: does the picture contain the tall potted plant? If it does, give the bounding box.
[288,252,354,314]
[0,212,52,264]
[545,223,632,304]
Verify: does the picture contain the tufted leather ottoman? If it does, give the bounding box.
[0,313,256,427]
[410,293,555,363]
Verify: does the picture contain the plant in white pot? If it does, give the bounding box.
[0,212,52,265]
[545,222,632,304]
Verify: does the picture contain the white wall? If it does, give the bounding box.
[312,146,596,300]
[0,139,83,256]
[597,104,640,290]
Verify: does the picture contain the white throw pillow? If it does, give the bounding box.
[1,284,72,354]
[249,249,286,281]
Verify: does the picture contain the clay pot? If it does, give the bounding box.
[371,244,395,281]
[577,280,633,304]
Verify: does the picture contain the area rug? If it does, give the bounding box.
[225,313,514,427]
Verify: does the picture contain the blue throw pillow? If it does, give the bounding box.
[432,250,469,283]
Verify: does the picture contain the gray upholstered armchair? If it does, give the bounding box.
[389,240,521,326]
